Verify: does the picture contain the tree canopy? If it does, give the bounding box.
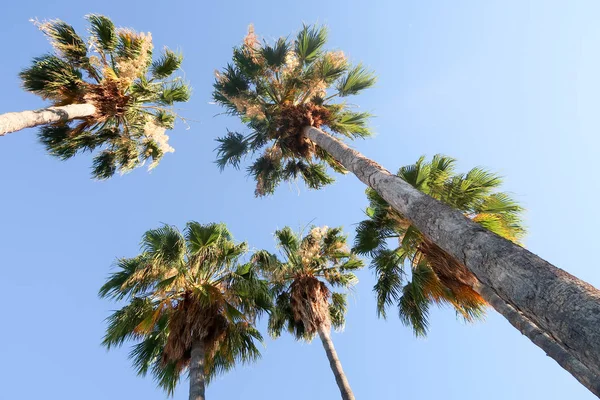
[253,226,363,340]
[213,25,376,195]
[100,222,270,394]
[21,15,190,178]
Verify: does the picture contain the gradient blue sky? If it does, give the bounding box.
[1,1,599,399]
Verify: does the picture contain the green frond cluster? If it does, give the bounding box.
[353,155,526,336]
[213,24,376,196]
[100,222,270,394]
[253,225,363,341]
[20,15,191,179]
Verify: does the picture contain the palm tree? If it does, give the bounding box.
[100,222,270,400]
[354,155,600,394]
[253,225,363,400]
[354,155,526,331]
[0,15,190,179]
[213,24,600,394]
[353,155,522,333]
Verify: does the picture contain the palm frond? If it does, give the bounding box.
[372,249,405,318]
[102,297,155,349]
[92,150,117,179]
[38,20,88,66]
[329,292,347,331]
[99,256,148,300]
[295,25,328,64]
[160,81,192,105]
[328,110,373,138]
[141,224,186,265]
[261,38,289,69]
[151,49,183,79]
[336,64,376,97]
[87,14,118,53]
[19,55,83,101]
[215,131,248,170]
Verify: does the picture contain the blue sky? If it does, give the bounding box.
[1,1,599,399]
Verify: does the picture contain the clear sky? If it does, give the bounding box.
[1,1,599,399]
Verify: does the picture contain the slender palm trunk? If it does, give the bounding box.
[304,126,600,395]
[474,282,600,396]
[0,103,96,136]
[189,340,206,400]
[317,324,355,400]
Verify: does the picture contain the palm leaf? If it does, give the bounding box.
[295,25,328,64]
[87,14,118,53]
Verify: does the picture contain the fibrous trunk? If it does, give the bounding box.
[304,125,600,395]
[0,103,96,136]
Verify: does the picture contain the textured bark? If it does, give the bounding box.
[474,282,600,396]
[189,340,206,400]
[317,324,355,400]
[305,126,600,394]
[0,103,96,136]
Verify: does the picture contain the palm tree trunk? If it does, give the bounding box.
[317,324,355,400]
[189,340,206,400]
[0,103,96,136]
[474,282,600,396]
[304,126,600,394]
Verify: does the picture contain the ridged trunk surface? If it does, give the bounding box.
[475,282,600,396]
[0,103,96,136]
[305,126,600,396]
[317,324,355,400]
[189,340,206,400]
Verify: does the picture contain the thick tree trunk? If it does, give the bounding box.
[189,340,206,400]
[0,103,96,136]
[317,324,355,400]
[305,126,600,395]
[474,282,600,396]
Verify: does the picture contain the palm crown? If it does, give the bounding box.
[21,15,190,178]
[100,222,269,394]
[353,155,526,336]
[213,24,376,196]
[253,226,363,339]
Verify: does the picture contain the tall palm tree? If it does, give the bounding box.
[0,15,190,179]
[356,155,600,395]
[213,24,600,394]
[253,226,362,400]
[100,222,270,400]
[354,155,525,334]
